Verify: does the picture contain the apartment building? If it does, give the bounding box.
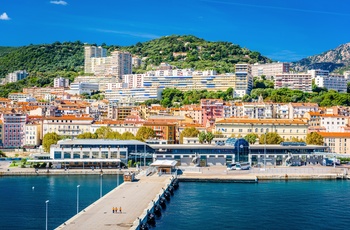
[234,64,253,97]
[69,82,99,95]
[23,87,66,99]
[5,70,29,84]
[54,77,70,88]
[320,114,349,132]
[42,115,94,137]
[24,122,41,147]
[172,105,203,125]
[318,132,350,154]
[84,46,132,77]
[84,45,107,73]
[104,87,163,103]
[251,62,290,78]
[215,118,308,141]
[201,99,224,127]
[288,103,319,119]
[143,120,177,144]
[8,93,31,102]
[275,73,312,92]
[315,75,348,93]
[0,113,27,148]
[307,69,329,79]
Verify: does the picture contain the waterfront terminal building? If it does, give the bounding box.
[45,139,329,168]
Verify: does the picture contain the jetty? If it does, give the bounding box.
[57,173,174,230]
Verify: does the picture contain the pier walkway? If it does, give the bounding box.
[57,174,172,230]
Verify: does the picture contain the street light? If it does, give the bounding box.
[45,200,49,230]
[77,185,80,214]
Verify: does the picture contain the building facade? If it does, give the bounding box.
[0,113,27,148]
[54,77,70,88]
[275,73,312,92]
[251,62,290,78]
[215,118,308,141]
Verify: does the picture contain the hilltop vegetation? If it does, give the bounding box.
[0,41,84,77]
[122,35,270,73]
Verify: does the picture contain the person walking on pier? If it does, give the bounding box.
[115,207,118,213]
[112,207,115,213]
[120,207,122,213]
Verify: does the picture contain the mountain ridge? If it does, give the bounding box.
[293,42,350,72]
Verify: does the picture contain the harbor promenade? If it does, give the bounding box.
[56,173,173,230]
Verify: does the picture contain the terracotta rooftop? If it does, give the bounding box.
[317,132,350,138]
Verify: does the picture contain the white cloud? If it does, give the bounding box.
[0,12,10,20]
[50,1,68,6]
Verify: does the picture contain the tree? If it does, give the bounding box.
[206,132,214,144]
[199,131,206,144]
[106,131,121,139]
[259,132,283,144]
[306,132,324,145]
[180,127,200,144]
[136,127,156,141]
[77,132,97,139]
[244,133,259,144]
[95,126,113,139]
[120,131,136,140]
[43,132,60,152]
[0,150,6,157]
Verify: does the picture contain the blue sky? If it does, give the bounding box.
[1,0,350,62]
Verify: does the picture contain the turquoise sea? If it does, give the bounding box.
[0,175,122,230]
[1,177,350,230]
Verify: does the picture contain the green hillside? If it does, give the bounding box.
[122,35,270,73]
[0,41,84,77]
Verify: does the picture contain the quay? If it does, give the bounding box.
[56,173,174,230]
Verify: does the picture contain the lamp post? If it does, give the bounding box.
[45,200,49,230]
[77,185,80,214]
[100,173,103,198]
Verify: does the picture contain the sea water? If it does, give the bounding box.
[156,181,350,230]
[1,178,350,230]
[0,175,123,230]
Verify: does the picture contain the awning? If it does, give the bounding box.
[150,160,177,167]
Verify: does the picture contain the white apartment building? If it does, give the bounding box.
[234,64,253,97]
[320,114,349,132]
[275,73,312,92]
[288,103,319,119]
[251,62,289,78]
[315,75,348,93]
[54,77,69,88]
[5,70,29,83]
[84,46,107,73]
[308,69,329,79]
[42,116,94,137]
[8,93,31,102]
[132,57,142,68]
[85,46,132,77]
[104,88,163,103]
[69,82,99,95]
[215,118,308,141]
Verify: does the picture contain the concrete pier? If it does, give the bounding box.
[56,174,173,230]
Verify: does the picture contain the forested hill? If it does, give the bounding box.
[122,35,271,73]
[0,41,84,77]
